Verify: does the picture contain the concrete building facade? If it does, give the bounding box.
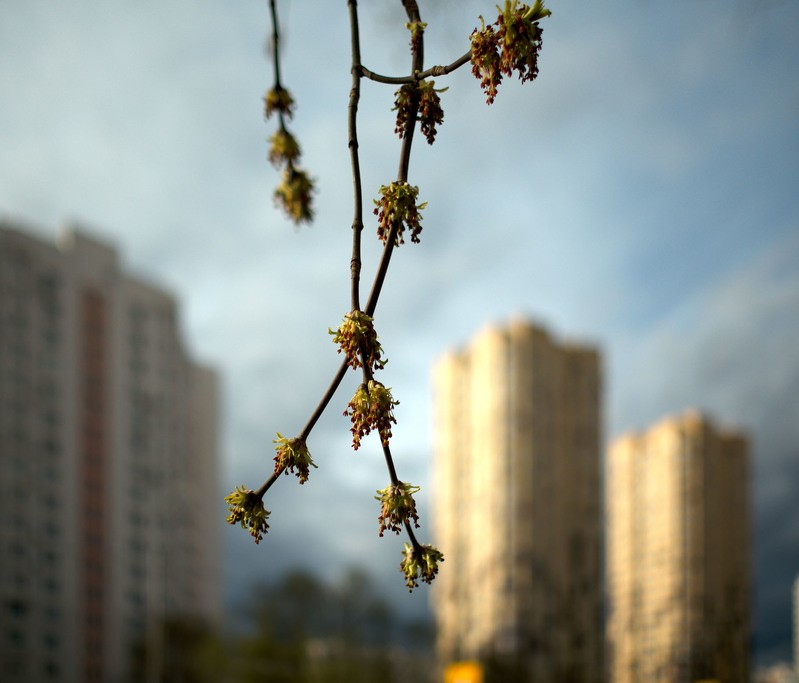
[606,410,750,683]
[0,222,221,683]
[432,319,604,683]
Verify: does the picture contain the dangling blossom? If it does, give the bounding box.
[329,310,387,372]
[375,481,421,536]
[373,182,427,246]
[263,86,295,119]
[224,485,270,544]
[274,167,315,224]
[273,433,316,484]
[344,380,399,450]
[400,542,444,591]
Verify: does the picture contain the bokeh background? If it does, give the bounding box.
[1,0,797,668]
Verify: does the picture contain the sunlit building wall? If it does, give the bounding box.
[432,319,603,682]
[606,410,749,683]
[0,223,221,683]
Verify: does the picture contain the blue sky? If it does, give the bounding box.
[1,0,797,667]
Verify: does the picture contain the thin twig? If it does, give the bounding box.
[268,0,282,89]
[299,358,349,442]
[397,1,423,183]
[268,0,288,134]
[404,518,421,549]
[256,469,281,499]
[359,49,472,85]
[348,0,364,312]
[381,441,400,486]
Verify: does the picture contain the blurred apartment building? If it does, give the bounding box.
[432,319,604,682]
[606,410,750,683]
[0,222,221,683]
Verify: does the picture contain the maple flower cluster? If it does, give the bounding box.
[470,0,550,104]
[263,85,295,119]
[400,542,445,592]
[393,80,447,146]
[273,433,317,485]
[375,481,421,537]
[373,182,427,246]
[329,310,387,372]
[274,168,314,224]
[470,19,503,104]
[404,19,427,54]
[264,84,315,224]
[225,485,270,544]
[268,129,301,166]
[392,83,416,139]
[344,380,399,450]
[417,80,447,145]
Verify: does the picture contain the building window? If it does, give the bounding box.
[6,599,27,618]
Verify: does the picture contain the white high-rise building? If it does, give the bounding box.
[0,222,221,683]
[606,410,750,683]
[432,319,604,682]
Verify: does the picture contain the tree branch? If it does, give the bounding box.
[299,359,350,442]
[268,0,289,134]
[359,49,472,85]
[256,469,281,499]
[268,0,282,90]
[348,0,364,312]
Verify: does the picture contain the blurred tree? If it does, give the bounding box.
[228,567,431,683]
[130,566,434,682]
[130,616,227,683]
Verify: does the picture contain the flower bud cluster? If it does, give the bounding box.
[263,86,295,119]
[470,0,550,104]
[225,485,271,544]
[404,20,427,54]
[268,129,301,166]
[498,0,547,83]
[392,84,416,139]
[329,310,387,372]
[418,80,447,145]
[263,83,314,224]
[373,182,427,246]
[275,167,315,224]
[344,380,399,450]
[375,481,421,537]
[400,542,445,591]
[470,19,503,104]
[394,81,447,146]
[273,433,317,485]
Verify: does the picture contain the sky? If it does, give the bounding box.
[1,0,797,668]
